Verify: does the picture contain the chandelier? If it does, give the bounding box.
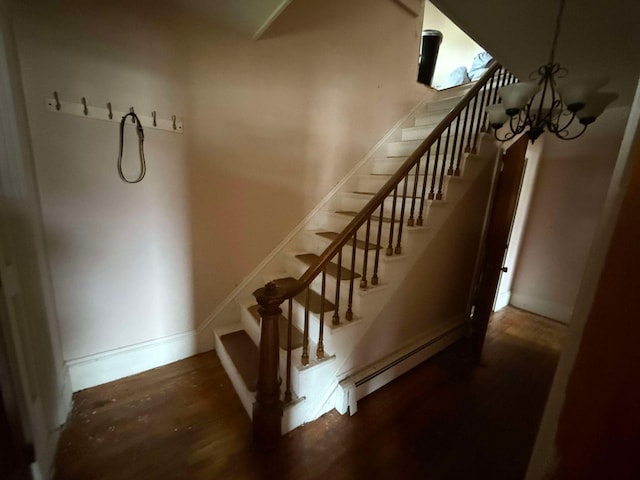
[486,0,618,143]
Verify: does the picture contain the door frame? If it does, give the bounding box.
[470,135,529,358]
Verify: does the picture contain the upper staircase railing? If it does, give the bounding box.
[252,62,518,448]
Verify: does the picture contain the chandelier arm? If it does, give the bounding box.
[555,109,578,133]
[493,127,516,142]
[554,122,587,140]
[509,108,527,136]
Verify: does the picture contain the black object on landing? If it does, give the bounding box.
[418,29,443,86]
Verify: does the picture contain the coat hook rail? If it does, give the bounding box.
[44,94,184,134]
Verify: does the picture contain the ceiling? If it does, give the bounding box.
[430,0,640,104]
[164,0,293,39]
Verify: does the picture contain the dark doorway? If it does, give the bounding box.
[0,296,31,480]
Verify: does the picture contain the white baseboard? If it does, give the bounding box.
[494,289,511,311]
[338,319,468,414]
[510,291,572,323]
[67,330,199,391]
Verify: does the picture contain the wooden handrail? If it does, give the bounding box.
[280,61,502,301]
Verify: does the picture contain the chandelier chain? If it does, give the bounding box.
[549,0,567,64]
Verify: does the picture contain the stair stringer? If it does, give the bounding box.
[278,136,502,428]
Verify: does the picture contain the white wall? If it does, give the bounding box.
[422,1,484,89]
[0,0,71,475]
[510,107,630,322]
[11,0,425,383]
[343,149,496,371]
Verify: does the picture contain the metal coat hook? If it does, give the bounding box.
[45,95,184,134]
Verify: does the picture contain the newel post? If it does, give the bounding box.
[252,281,285,450]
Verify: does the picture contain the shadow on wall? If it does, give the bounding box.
[13,0,425,362]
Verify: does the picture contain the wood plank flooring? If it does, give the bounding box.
[53,306,566,479]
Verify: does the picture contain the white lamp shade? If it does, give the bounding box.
[498,82,540,114]
[556,74,610,111]
[576,92,619,124]
[486,104,509,126]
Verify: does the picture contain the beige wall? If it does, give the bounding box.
[344,152,495,370]
[510,107,629,322]
[12,0,425,361]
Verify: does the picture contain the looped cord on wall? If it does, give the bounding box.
[117,111,146,184]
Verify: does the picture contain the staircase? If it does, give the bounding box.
[210,63,516,443]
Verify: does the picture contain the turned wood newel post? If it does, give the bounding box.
[252,281,285,450]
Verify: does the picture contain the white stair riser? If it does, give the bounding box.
[371,155,450,175]
[357,174,450,196]
[322,213,433,249]
[303,242,390,283]
[341,192,445,214]
[401,125,436,141]
[387,135,457,157]
[285,255,365,312]
[301,231,417,279]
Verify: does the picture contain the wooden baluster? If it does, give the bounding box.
[317,270,326,360]
[417,147,431,226]
[448,115,461,175]
[455,104,470,176]
[472,82,490,151]
[477,81,489,134]
[482,78,494,132]
[465,93,480,154]
[489,69,499,108]
[407,156,422,226]
[395,175,409,254]
[252,281,285,450]
[346,232,357,320]
[386,186,398,256]
[428,137,442,200]
[301,287,310,366]
[361,219,372,287]
[332,250,342,325]
[500,68,509,88]
[492,69,502,105]
[284,298,293,403]
[436,126,451,200]
[371,204,384,285]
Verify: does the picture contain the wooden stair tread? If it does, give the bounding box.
[271,277,336,314]
[220,331,258,392]
[316,231,380,250]
[295,253,361,280]
[247,304,304,350]
[350,191,422,199]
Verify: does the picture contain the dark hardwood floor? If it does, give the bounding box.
[54,306,566,479]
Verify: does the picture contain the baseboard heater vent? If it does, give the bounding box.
[337,321,468,416]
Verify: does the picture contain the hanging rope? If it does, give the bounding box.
[117,111,146,184]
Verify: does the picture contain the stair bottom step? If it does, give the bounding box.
[220,330,258,392]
